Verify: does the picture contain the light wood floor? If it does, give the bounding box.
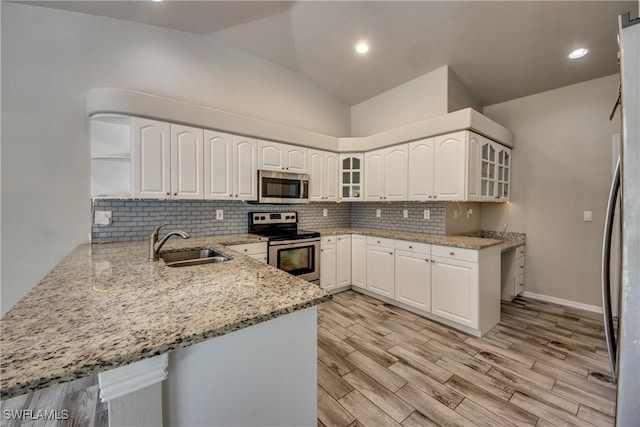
[0,376,107,427]
[317,290,616,427]
[2,290,615,427]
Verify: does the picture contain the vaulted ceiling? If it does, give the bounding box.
[20,1,638,107]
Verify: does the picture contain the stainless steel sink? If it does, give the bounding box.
[160,248,231,267]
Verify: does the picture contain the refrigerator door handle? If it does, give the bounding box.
[601,156,620,381]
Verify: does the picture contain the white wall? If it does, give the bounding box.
[482,74,620,307]
[445,202,482,235]
[0,3,350,315]
[350,66,449,136]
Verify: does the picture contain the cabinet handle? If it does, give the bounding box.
[431,259,435,263]
[389,252,393,255]
[379,196,383,200]
[174,193,177,196]
[450,251,455,256]
[166,192,170,196]
[409,245,413,249]
[425,259,429,262]
[244,249,248,252]
[377,240,381,244]
[520,265,524,268]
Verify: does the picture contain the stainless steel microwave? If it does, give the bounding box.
[257,170,310,204]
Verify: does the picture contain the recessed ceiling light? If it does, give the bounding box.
[355,42,369,54]
[568,48,589,59]
[151,0,163,3]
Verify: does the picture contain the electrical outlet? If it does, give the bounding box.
[467,208,473,219]
[423,209,430,220]
[454,210,460,219]
[376,209,381,218]
[403,209,408,218]
[216,209,224,220]
[584,211,592,222]
[322,209,328,217]
[94,211,112,225]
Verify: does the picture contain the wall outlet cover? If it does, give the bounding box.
[403,209,408,218]
[376,209,381,218]
[216,209,224,220]
[423,209,430,220]
[323,209,328,217]
[583,211,592,222]
[94,210,112,225]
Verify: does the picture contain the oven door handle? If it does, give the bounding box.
[269,238,320,247]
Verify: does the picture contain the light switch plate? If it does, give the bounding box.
[216,209,224,220]
[94,210,112,225]
[322,209,328,217]
[584,211,592,222]
[376,209,381,218]
[403,209,408,218]
[423,209,430,220]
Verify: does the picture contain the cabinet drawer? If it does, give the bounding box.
[515,274,525,295]
[228,242,267,255]
[431,245,478,262]
[395,240,431,254]
[367,236,395,248]
[515,256,525,275]
[516,245,526,258]
[336,234,351,243]
[321,236,336,245]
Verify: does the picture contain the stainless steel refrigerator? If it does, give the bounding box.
[602,12,640,426]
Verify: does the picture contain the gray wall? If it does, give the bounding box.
[482,74,620,307]
[445,202,483,235]
[1,3,350,314]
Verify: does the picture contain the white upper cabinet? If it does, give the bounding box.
[132,118,171,199]
[171,124,204,199]
[364,149,385,201]
[434,131,467,200]
[384,144,408,201]
[204,131,257,201]
[495,144,511,201]
[408,138,435,200]
[339,154,364,201]
[308,150,339,201]
[478,135,510,202]
[365,144,407,201]
[258,140,308,173]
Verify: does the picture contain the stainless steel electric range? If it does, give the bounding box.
[249,212,320,284]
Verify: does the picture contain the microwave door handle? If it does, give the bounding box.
[601,156,620,381]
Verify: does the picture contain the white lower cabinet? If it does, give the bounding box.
[366,237,395,299]
[394,244,431,312]
[336,235,352,288]
[431,255,478,329]
[351,235,367,289]
[320,239,337,291]
[227,242,268,263]
[501,245,525,301]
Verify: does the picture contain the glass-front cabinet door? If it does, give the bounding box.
[480,140,496,199]
[339,154,364,201]
[496,146,511,200]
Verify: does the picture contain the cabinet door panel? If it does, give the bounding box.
[258,141,283,171]
[171,124,203,199]
[337,235,352,287]
[395,250,431,312]
[467,133,480,200]
[308,149,324,201]
[340,154,364,201]
[434,131,466,200]
[234,136,257,200]
[364,150,384,201]
[431,257,478,328]
[325,152,339,201]
[408,138,435,200]
[204,130,233,199]
[133,118,170,199]
[286,146,308,173]
[321,244,337,291]
[351,235,367,288]
[385,144,408,200]
[366,245,394,298]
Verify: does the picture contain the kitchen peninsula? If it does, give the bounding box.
[0,234,331,426]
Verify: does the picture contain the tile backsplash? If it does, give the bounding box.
[91,199,447,243]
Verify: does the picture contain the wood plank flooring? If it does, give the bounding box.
[318,291,616,427]
[2,291,615,427]
[0,376,106,427]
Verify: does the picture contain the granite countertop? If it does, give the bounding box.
[0,234,330,399]
[313,227,504,250]
[500,240,526,253]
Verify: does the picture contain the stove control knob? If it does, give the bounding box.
[254,216,259,221]
[260,216,266,220]
[291,215,296,220]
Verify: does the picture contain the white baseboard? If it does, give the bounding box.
[520,291,603,314]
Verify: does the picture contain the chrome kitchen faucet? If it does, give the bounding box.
[148,224,191,261]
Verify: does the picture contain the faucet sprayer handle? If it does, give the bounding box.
[152,223,170,236]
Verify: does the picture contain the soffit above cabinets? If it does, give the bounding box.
[86,87,514,150]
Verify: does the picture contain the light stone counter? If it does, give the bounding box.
[0,234,330,399]
[312,227,503,250]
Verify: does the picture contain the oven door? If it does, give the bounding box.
[268,238,320,283]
